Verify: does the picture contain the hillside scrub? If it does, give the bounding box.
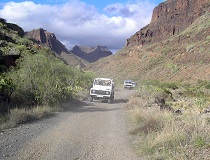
[5,49,92,106]
[0,48,94,129]
[0,18,95,129]
[126,81,210,159]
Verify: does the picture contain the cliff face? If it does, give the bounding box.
[126,0,210,46]
[70,45,112,63]
[25,28,69,54]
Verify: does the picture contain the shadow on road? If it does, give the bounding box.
[112,98,128,104]
[68,105,120,113]
[93,99,128,104]
[60,97,128,113]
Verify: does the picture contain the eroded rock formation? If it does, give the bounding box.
[25,28,69,54]
[126,0,210,46]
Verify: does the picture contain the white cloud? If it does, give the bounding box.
[0,0,156,51]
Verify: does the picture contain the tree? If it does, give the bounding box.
[0,76,14,114]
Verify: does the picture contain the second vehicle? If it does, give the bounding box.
[90,78,114,103]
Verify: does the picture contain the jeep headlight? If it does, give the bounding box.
[105,91,110,95]
[91,89,95,93]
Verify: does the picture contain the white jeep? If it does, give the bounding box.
[90,78,114,103]
[123,80,136,89]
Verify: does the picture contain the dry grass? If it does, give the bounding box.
[0,106,59,130]
[126,86,210,159]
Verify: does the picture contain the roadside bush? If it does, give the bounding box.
[0,44,95,129]
[6,49,92,106]
[0,76,14,114]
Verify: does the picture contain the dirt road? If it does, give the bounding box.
[0,89,139,160]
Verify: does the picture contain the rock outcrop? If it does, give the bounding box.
[25,28,69,54]
[126,0,210,46]
[25,28,87,67]
[70,45,112,63]
[25,28,112,64]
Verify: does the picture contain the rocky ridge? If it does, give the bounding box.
[25,28,69,55]
[25,28,112,65]
[70,45,112,63]
[126,0,210,46]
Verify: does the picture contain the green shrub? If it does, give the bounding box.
[17,37,31,46]
[165,63,180,74]
[194,136,206,147]
[186,44,194,52]
[0,65,7,72]
[194,98,207,110]
[161,47,171,56]
[204,82,210,89]
[6,49,93,106]
[206,36,210,40]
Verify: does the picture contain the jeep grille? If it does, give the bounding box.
[92,90,110,95]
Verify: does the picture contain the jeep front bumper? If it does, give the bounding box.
[90,89,111,99]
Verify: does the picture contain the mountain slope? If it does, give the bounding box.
[70,45,113,63]
[59,52,88,68]
[86,0,210,83]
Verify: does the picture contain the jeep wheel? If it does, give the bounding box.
[108,96,114,104]
[90,97,93,102]
[108,99,112,104]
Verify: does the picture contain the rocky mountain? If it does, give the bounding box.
[70,45,113,63]
[25,28,112,65]
[25,28,69,55]
[86,0,210,83]
[25,28,87,67]
[126,0,209,46]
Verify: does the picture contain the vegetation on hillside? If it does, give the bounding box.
[126,81,210,159]
[0,18,94,129]
[6,49,92,105]
[87,11,210,83]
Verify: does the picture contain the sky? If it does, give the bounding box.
[0,0,165,53]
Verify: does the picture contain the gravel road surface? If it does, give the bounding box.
[0,89,139,160]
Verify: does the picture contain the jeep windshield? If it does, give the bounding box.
[124,80,133,84]
[94,79,111,86]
